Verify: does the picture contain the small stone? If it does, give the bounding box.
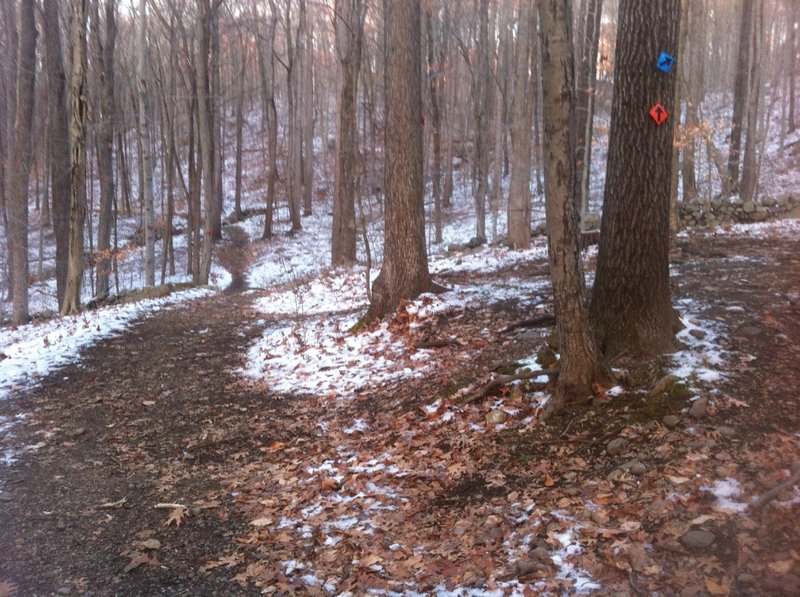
[530,547,550,562]
[689,329,707,340]
[650,374,679,396]
[485,410,508,425]
[717,426,736,438]
[141,538,161,551]
[629,461,647,475]
[663,415,680,428]
[689,397,708,419]
[607,468,627,482]
[606,437,628,455]
[65,427,86,438]
[742,200,756,213]
[56,519,66,530]
[737,573,756,585]
[681,529,716,550]
[516,558,550,576]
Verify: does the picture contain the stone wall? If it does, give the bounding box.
[678,193,798,228]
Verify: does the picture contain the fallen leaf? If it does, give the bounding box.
[0,580,19,597]
[250,517,273,527]
[199,554,240,573]
[704,576,730,596]
[265,441,285,453]
[124,552,159,573]
[768,560,794,574]
[164,507,187,527]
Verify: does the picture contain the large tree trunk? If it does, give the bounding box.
[8,0,37,323]
[42,0,70,309]
[257,8,279,240]
[331,0,364,267]
[366,0,437,322]
[727,0,755,196]
[92,0,117,299]
[591,0,681,358]
[196,0,215,285]
[537,0,608,421]
[287,0,304,232]
[574,0,603,225]
[790,1,798,134]
[137,0,155,288]
[507,0,535,250]
[62,0,89,315]
[473,0,492,242]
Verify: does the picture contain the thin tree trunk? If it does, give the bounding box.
[727,0,755,195]
[425,2,443,244]
[8,0,37,323]
[740,0,763,203]
[331,0,364,266]
[537,0,608,421]
[233,41,246,221]
[197,0,215,284]
[507,0,534,249]
[136,0,155,288]
[302,9,315,217]
[62,0,89,315]
[42,0,71,309]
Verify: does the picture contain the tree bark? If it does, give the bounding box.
[62,0,89,315]
[727,0,755,195]
[425,1,443,244]
[740,0,762,204]
[591,0,681,358]
[507,0,535,250]
[8,0,37,323]
[473,0,492,242]
[366,0,437,322]
[257,5,279,240]
[196,0,215,284]
[331,0,364,267]
[537,0,608,420]
[42,0,71,309]
[137,0,155,288]
[92,0,117,299]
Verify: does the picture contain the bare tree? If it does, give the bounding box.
[727,0,755,195]
[137,0,155,288]
[331,0,365,266]
[62,0,89,315]
[7,0,37,323]
[366,0,439,322]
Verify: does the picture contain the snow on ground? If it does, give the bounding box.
[0,287,213,403]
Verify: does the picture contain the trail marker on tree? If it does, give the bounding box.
[656,51,675,72]
[649,103,668,125]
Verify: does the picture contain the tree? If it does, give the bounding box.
[727,0,755,195]
[330,0,364,267]
[507,0,535,249]
[92,0,117,299]
[137,0,155,288]
[7,0,37,324]
[591,0,682,358]
[42,0,71,309]
[366,0,438,322]
[257,1,279,240]
[739,0,763,204]
[62,0,89,315]
[537,0,608,420]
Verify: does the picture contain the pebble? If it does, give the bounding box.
[689,329,707,340]
[663,415,680,428]
[689,397,708,418]
[606,437,628,455]
[717,426,736,438]
[64,427,86,438]
[607,468,627,482]
[680,529,716,550]
[485,410,508,425]
[530,547,550,562]
[650,374,679,396]
[141,538,161,550]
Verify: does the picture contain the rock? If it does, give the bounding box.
[536,346,558,369]
[65,427,86,438]
[650,374,679,396]
[689,329,707,340]
[141,538,161,551]
[465,236,487,249]
[447,243,465,253]
[752,206,768,221]
[631,461,647,475]
[681,529,716,550]
[663,415,680,428]
[607,468,627,482]
[530,547,550,562]
[516,558,550,576]
[742,200,756,213]
[56,519,66,530]
[717,426,736,438]
[485,410,508,425]
[689,397,708,419]
[606,437,628,456]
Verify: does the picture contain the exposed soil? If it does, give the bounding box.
[0,227,798,596]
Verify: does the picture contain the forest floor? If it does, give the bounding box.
[0,223,799,596]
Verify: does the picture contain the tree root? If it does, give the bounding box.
[500,313,556,333]
[750,468,800,510]
[463,368,558,404]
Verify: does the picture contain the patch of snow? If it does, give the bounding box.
[703,478,749,513]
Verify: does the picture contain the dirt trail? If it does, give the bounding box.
[0,292,285,596]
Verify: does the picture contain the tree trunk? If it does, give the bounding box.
[669,0,689,233]
[62,0,89,315]
[331,0,364,267]
[537,0,608,420]
[302,9,315,217]
[591,0,681,358]
[740,0,762,204]
[425,2,443,244]
[366,0,437,322]
[136,0,155,288]
[8,0,37,323]
[287,0,304,232]
[257,7,279,240]
[92,0,117,299]
[727,0,755,195]
[42,0,71,309]
[680,0,702,203]
[507,0,535,250]
[473,0,491,242]
[574,0,603,224]
[233,41,246,221]
[197,0,215,284]
[790,1,797,134]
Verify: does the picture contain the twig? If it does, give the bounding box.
[571,424,627,456]
[414,338,460,350]
[750,469,800,510]
[500,314,556,333]
[154,502,188,510]
[463,368,558,404]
